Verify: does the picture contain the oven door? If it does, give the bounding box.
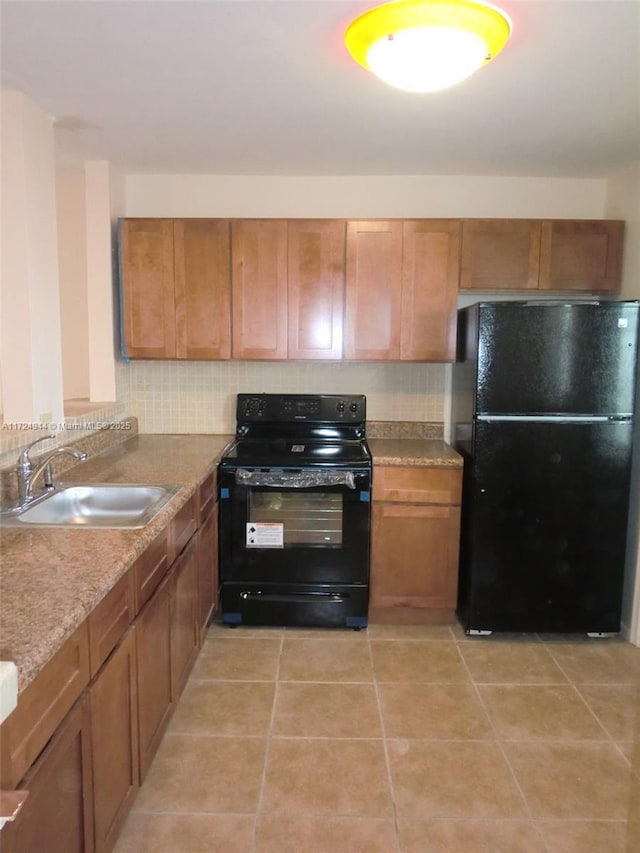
[218,465,371,586]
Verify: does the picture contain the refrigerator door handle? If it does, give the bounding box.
[476,415,632,423]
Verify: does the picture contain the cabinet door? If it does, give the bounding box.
[539,220,624,292]
[231,219,288,359]
[3,696,94,853]
[120,219,176,358]
[90,628,139,853]
[174,219,231,359]
[345,220,403,360]
[287,220,345,359]
[370,502,461,616]
[401,220,460,361]
[136,572,172,781]
[170,536,200,700]
[460,219,541,291]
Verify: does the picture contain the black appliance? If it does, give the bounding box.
[452,300,639,635]
[218,393,372,629]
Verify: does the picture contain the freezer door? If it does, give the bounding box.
[458,419,634,633]
[475,301,639,415]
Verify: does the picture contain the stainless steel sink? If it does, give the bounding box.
[1,484,180,529]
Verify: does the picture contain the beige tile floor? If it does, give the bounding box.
[113,622,640,853]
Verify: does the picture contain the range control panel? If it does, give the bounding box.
[236,394,366,424]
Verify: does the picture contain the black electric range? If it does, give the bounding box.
[218,394,372,629]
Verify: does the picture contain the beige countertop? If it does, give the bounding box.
[368,438,463,468]
[0,433,233,693]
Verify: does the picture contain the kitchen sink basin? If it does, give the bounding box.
[1,484,180,529]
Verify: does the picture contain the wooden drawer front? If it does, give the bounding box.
[88,571,135,676]
[169,495,197,562]
[373,466,462,505]
[134,529,169,614]
[0,622,90,789]
[198,472,216,523]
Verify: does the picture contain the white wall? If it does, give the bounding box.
[125,174,606,219]
[54,161,125,405]
[56,167,90,399]
[606,161,640,646]
[606,161,640,300]
[85,161,124,402]
[1,91,64,425]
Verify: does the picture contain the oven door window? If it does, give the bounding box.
[248,489,343,547]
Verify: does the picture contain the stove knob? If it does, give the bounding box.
[350,401,358,413]
[336,401,345,413]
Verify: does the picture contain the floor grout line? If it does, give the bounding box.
[457,641,552,853]
[251,632,285,852]
[367,628,403,852]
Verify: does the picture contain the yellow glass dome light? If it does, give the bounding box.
[344,0,512,93]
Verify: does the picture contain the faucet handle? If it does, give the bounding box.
[17,435,55,469]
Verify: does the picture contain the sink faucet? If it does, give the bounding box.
[16,437,88,506]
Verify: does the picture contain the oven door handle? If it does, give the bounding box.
[240,591,348,604]
[235,469,356,489]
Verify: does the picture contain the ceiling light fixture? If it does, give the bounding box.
[344,0,512,93]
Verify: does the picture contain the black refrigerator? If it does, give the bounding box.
[452,300,639,635]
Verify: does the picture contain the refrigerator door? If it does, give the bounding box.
[475,301,639,416]
[458,418,634,633]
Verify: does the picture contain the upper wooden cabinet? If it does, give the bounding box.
[231,219,288,359]
[120,216,625,362]
[345,219,459,361]
[120,218,231,359]
[401,220,460,361]
[287,219,345,360]
[460,218,624,293]
[231,219,345,360]
[120,219,176,358]
[460,219,541,291]
[539,220,624,292]
[174,219,231,358]
[345,220,403,360]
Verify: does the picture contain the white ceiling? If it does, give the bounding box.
[1,0,639,178]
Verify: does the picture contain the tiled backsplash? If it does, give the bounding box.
[115,360,446,434]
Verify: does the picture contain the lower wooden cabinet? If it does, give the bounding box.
[197,501,218,639]
[136,571,173,781]
[90,628,139,853]
[370,465,462,623]
[170,536,200,700]
[2,695,94,853]
[0,622,90,790]
[1,473,223,851]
